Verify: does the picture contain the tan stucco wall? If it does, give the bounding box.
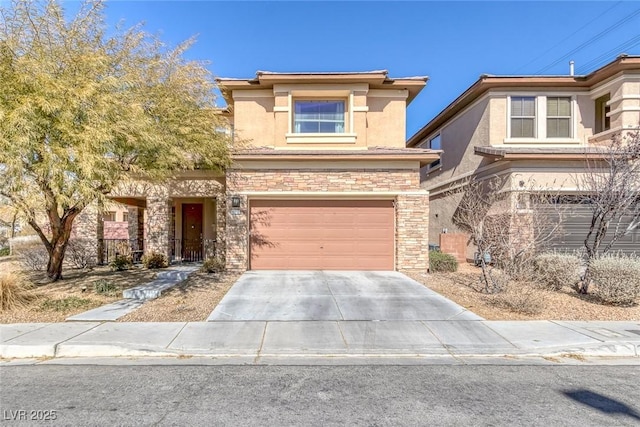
[230,84,408,150]
[232,93,275,147]
[420,97,492,191]
[366,94,407,148]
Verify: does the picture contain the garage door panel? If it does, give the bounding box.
[250,200,394,270]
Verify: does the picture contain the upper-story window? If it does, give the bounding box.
[510,96,536,138]
[507,95,575,141]
[546,97,572,138]
[428,134,441,169]
[102,211,116,222]
[594,93,611,134]
[293,100,345,133]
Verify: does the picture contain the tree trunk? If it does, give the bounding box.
[46,241,66,281]
[579,263,592,294]
[45,214,77,281]
[10,211,17,239]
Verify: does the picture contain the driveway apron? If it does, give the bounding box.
[207,271,481,321]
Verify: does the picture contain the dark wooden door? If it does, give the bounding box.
[182,204,203,261]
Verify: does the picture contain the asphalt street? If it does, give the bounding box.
[1,365,639,426]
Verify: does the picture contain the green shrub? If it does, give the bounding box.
[40,296,92,312]
[110,254,132,271]
[94,279,119,296]
[533,253,582,290]
[0,247,9,257]
[429,250,458,273]
[141,252,169,269]
[201,257,225,273]
[590,254,640,305]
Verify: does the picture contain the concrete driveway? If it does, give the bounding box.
[207,271,482,321]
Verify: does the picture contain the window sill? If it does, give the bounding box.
[285,133,357,144]
[503,138,581,144]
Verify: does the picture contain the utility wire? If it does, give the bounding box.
[535,6,640,75]
[576,33,640,73]
[513,1,622,74]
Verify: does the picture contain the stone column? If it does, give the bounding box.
[215,196,227,262]
[127,206,145,262]
[225,194,247,272]
[145,197,172,258]
[396,192,430,271]
[73,202,103,265]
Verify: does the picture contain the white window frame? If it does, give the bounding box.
[292,99,346,134]
[505,94,579,143]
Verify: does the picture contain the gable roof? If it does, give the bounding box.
[406,54,640,147]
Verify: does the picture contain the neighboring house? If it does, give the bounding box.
[406,54,640,259]
[76,70,438,271]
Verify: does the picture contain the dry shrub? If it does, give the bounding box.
[142,252,169,269]
[66,238,96,269]
[14,241,48,271]
[490,283,545,315]
[0,272,36,311]
[590,254,640,305]
[201,257,225,273]
[533,253,582,291]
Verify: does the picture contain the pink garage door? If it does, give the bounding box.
[250,199,395,270]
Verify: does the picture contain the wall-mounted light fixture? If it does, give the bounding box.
[231,196,241,208]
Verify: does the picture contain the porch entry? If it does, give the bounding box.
[181,203,204,262]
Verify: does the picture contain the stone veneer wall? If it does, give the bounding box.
[226,169,419,192]
[225,168,428,272]
[395,194,430,271]
[73,204,102,264]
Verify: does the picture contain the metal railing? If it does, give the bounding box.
[170,238,216,263]
[98,239,144,265]
[98,238,215,265]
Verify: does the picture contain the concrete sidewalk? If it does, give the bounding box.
[1,320,639,361]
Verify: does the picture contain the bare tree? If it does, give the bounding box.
[576,131,640,293]
[452,176,563,293]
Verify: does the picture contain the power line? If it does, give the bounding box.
[535,6,640,75]
[576,34,640,73]
[513,1,622,74]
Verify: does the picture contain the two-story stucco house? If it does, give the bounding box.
[80,70,438,272]
[407,54,640,259]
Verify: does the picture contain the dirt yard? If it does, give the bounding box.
[0,256,157,323]
[2,255,638,323]
[406,263,640,321]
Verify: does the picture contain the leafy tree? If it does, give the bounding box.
[577,131,640,293]
[0,0,231,280]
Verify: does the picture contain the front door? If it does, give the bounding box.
[182,204,203,262]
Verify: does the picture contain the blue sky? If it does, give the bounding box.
[92,1,640,137]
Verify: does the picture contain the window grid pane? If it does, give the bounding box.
[510,97,536,138]
[547,97,571,137]
[294,101,345,133]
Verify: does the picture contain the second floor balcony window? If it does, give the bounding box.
[294,100,345,133]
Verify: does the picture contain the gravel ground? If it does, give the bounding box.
[118,271,240,322]
[406,263,640,321]
[0,257,157,323]
[3,254,638,323]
